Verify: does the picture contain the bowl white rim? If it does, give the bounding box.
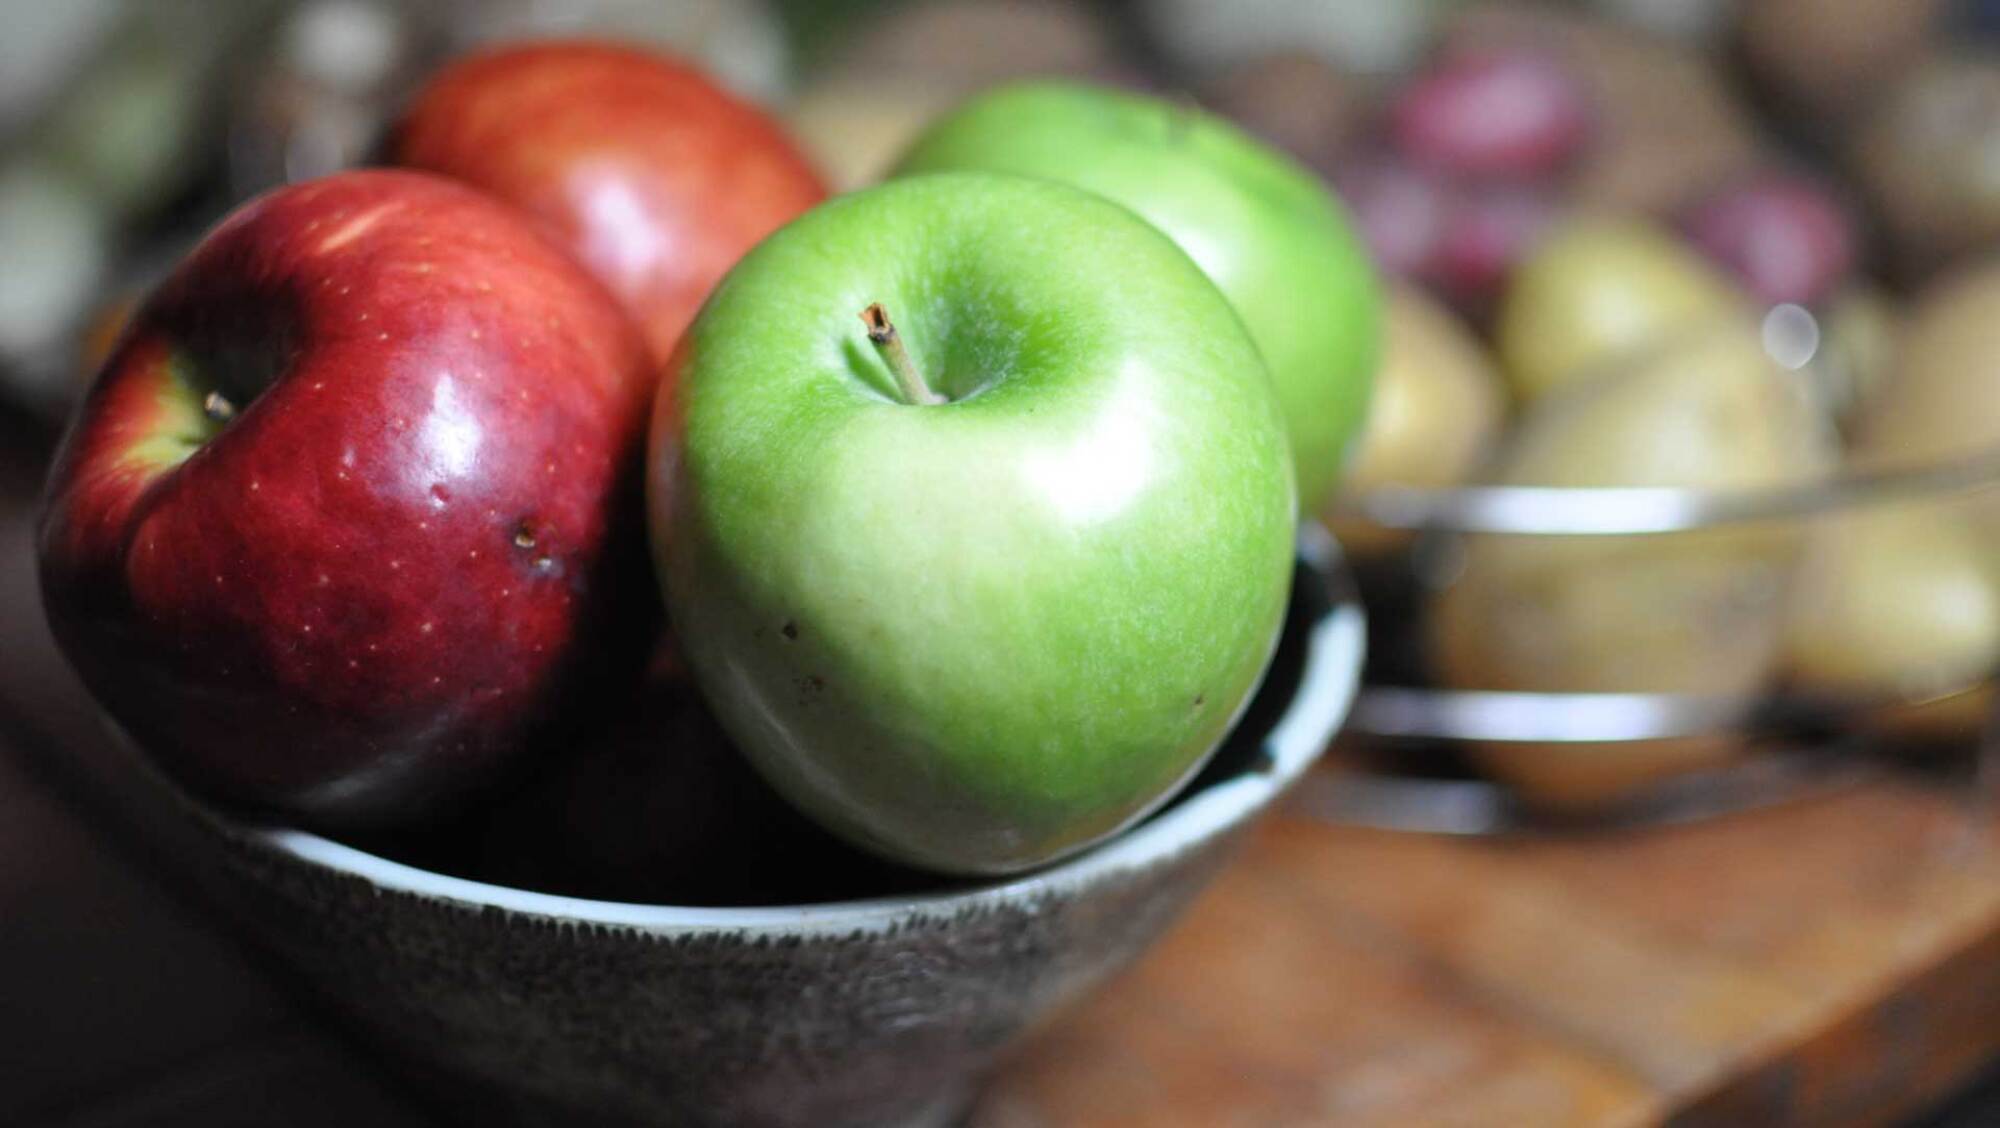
[228,529,1363,938]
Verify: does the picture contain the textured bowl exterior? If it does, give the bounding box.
[152,532,1362,1128]
[200,814,1233,1127]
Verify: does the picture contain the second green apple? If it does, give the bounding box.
[895,81,1381,511]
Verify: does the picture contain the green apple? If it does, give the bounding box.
[892,80,1380,512]
[651,173,1296,874]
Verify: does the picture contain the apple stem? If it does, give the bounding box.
[202,391,238,424]
[861,304,944,406]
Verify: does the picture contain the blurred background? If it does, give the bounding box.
[4,1,2000,1125]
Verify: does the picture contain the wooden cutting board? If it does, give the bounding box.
[972,780,2000,1127]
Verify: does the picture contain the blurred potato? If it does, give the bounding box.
[1494,216,1745,404]
[1328,284,1505,559]
[1428,317,1834,807]
[1785,499,2000,743]
[1855,258,2000,475]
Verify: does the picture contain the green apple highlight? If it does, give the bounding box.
[894,80,1381,512]
[651,173,1296,874]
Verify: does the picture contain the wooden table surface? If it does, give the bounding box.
[2,433,1996,1126]
[975,792,2000,1127]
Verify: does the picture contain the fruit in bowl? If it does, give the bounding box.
[652,173,1298,873]
[33,36,1373,1128]
[389,39,827,366]
[38,169,657,825]
[892,80,1380,513]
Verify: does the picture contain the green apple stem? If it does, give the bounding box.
[861,303,944,406]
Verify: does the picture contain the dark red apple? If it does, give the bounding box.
[38,169,657,825]
[1387,48,1590,181]
[389,40,828,366]
[1680,172,1857,308]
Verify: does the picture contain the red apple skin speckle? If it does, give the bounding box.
[389,40,828,367]
[39,170,658,826]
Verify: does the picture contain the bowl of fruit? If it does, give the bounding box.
[34,43,1378,1128]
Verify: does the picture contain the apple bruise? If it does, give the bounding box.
[38,170,658,822]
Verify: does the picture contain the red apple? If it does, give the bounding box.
[38,169,657,825]
[389,40,828,366]
[1388,48,1590,181]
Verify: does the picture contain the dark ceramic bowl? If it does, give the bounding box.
[149,530,1363,1128]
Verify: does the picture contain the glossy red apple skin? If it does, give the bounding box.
[389,40,828,366]
[39,170,657,825]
